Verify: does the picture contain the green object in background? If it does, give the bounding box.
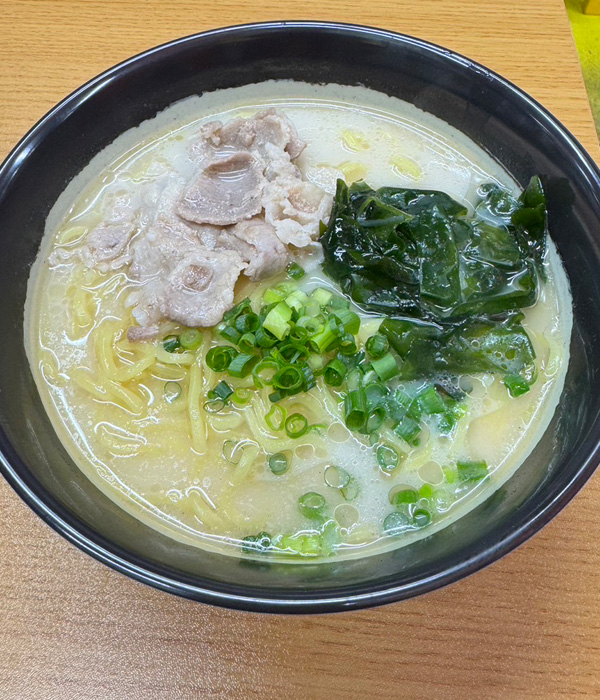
[566,0,600,138]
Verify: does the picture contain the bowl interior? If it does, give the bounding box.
[1,23,600,612]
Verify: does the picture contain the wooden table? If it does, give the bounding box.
[1,1,599,698]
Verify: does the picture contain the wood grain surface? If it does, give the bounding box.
[1,1,599,699]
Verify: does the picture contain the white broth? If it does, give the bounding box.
[25,81,572,561]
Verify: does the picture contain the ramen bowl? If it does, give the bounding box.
[1,22,600,613]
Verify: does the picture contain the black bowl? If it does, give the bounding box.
[1,22,600,614]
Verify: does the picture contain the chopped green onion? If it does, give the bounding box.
[209,380,233,402]
[307,353,325,372]
[163,381,181,403]
[457,460,488,481]
[344,389,367,431]
[301,364,316,391]
[311,288,333,307]
[285,289,309,313]
[273,366,303,391]
[389,487,418,505]
[263,287,286,305]
[365,383,387,409]
[371,353,399,381]
[203,398,226,413]
[383,511,411,535]
[308,324,337,353]
[324,358,348,387]
[241,531,271,554]
[412,508,432,528]
[231,387,252,406]
[253,358,279,387]
[377,444,400,473]
[163,335,181,353]
[298,492,326,520]
[223,298,251,323]
[238,332,256,352]
[394,415,421,446]
[263,301,293,340]
[227,353,259,378]
[276,342,309,364]
[341,477,359,501]
[219,325,242,344]
[416,385,446,415]
[324,465,350,489]
[504,374,531,397]
[332,308,360,334]
[179,328,203,350]
[285,413,309,439]
[365,333,389,359]
[206,346,236,373]
[338,332,358,355]
[289,325,309,342]
[255,327,278,348]
[296,316,323,335]
[265,404,287,431]
[235,312,259,334]
[366,406,386,433]
[419,484,435,499]
[269,452,289,475]
[286,261,306,280]
[328,295,350,310]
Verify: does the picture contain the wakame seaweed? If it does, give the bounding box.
[320,177,549,386]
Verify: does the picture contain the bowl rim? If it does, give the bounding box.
[2,20,600,614]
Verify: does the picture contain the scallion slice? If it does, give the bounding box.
[203,398,226,413]
[344,389,367,431]
[163,335,181,353]
[265,404,287,431]
[285,413,309,438]
[365,405,386,433]
[206,346,238,372]
[413,508,432,528]
[227,353,259,378]
[263,301,293,340]
[235,312,260,334]
[239,332,256,352]
[324,465,350,489]
[389,487,418,505]
[332,308,360,334]
[371,353,399,381]
[365,333,389,359]
[377,444,400,473]
[219,325,242,344]
[269,452,289,475]
[231,387,252,406]
[338,332,358,355]
[323,358,348,387]
[273,366,303,391]
[298,492,326,519]
[209,380,233,402]
[383,511,411,535]
[504,374,530,397]
[179,328,203,350]
[457,460,488,481]
[286,261,306,280]
[252,358,279,387]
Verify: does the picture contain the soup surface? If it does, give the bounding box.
[26,81,572,561]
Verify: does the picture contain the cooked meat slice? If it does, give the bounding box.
[223,218,289,281]
[264,176,333,248]
[177,152,264,226]
[161,248,246,327]
[218,108,306,159]
[127,229,246,330]
[83,223,134,267]
[127,324,160,342]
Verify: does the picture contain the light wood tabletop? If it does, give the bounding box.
[1,1,599,698]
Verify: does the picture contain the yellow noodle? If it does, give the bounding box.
[188,359,207,454]
[230,442,261,486]
[155,343,196,365]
